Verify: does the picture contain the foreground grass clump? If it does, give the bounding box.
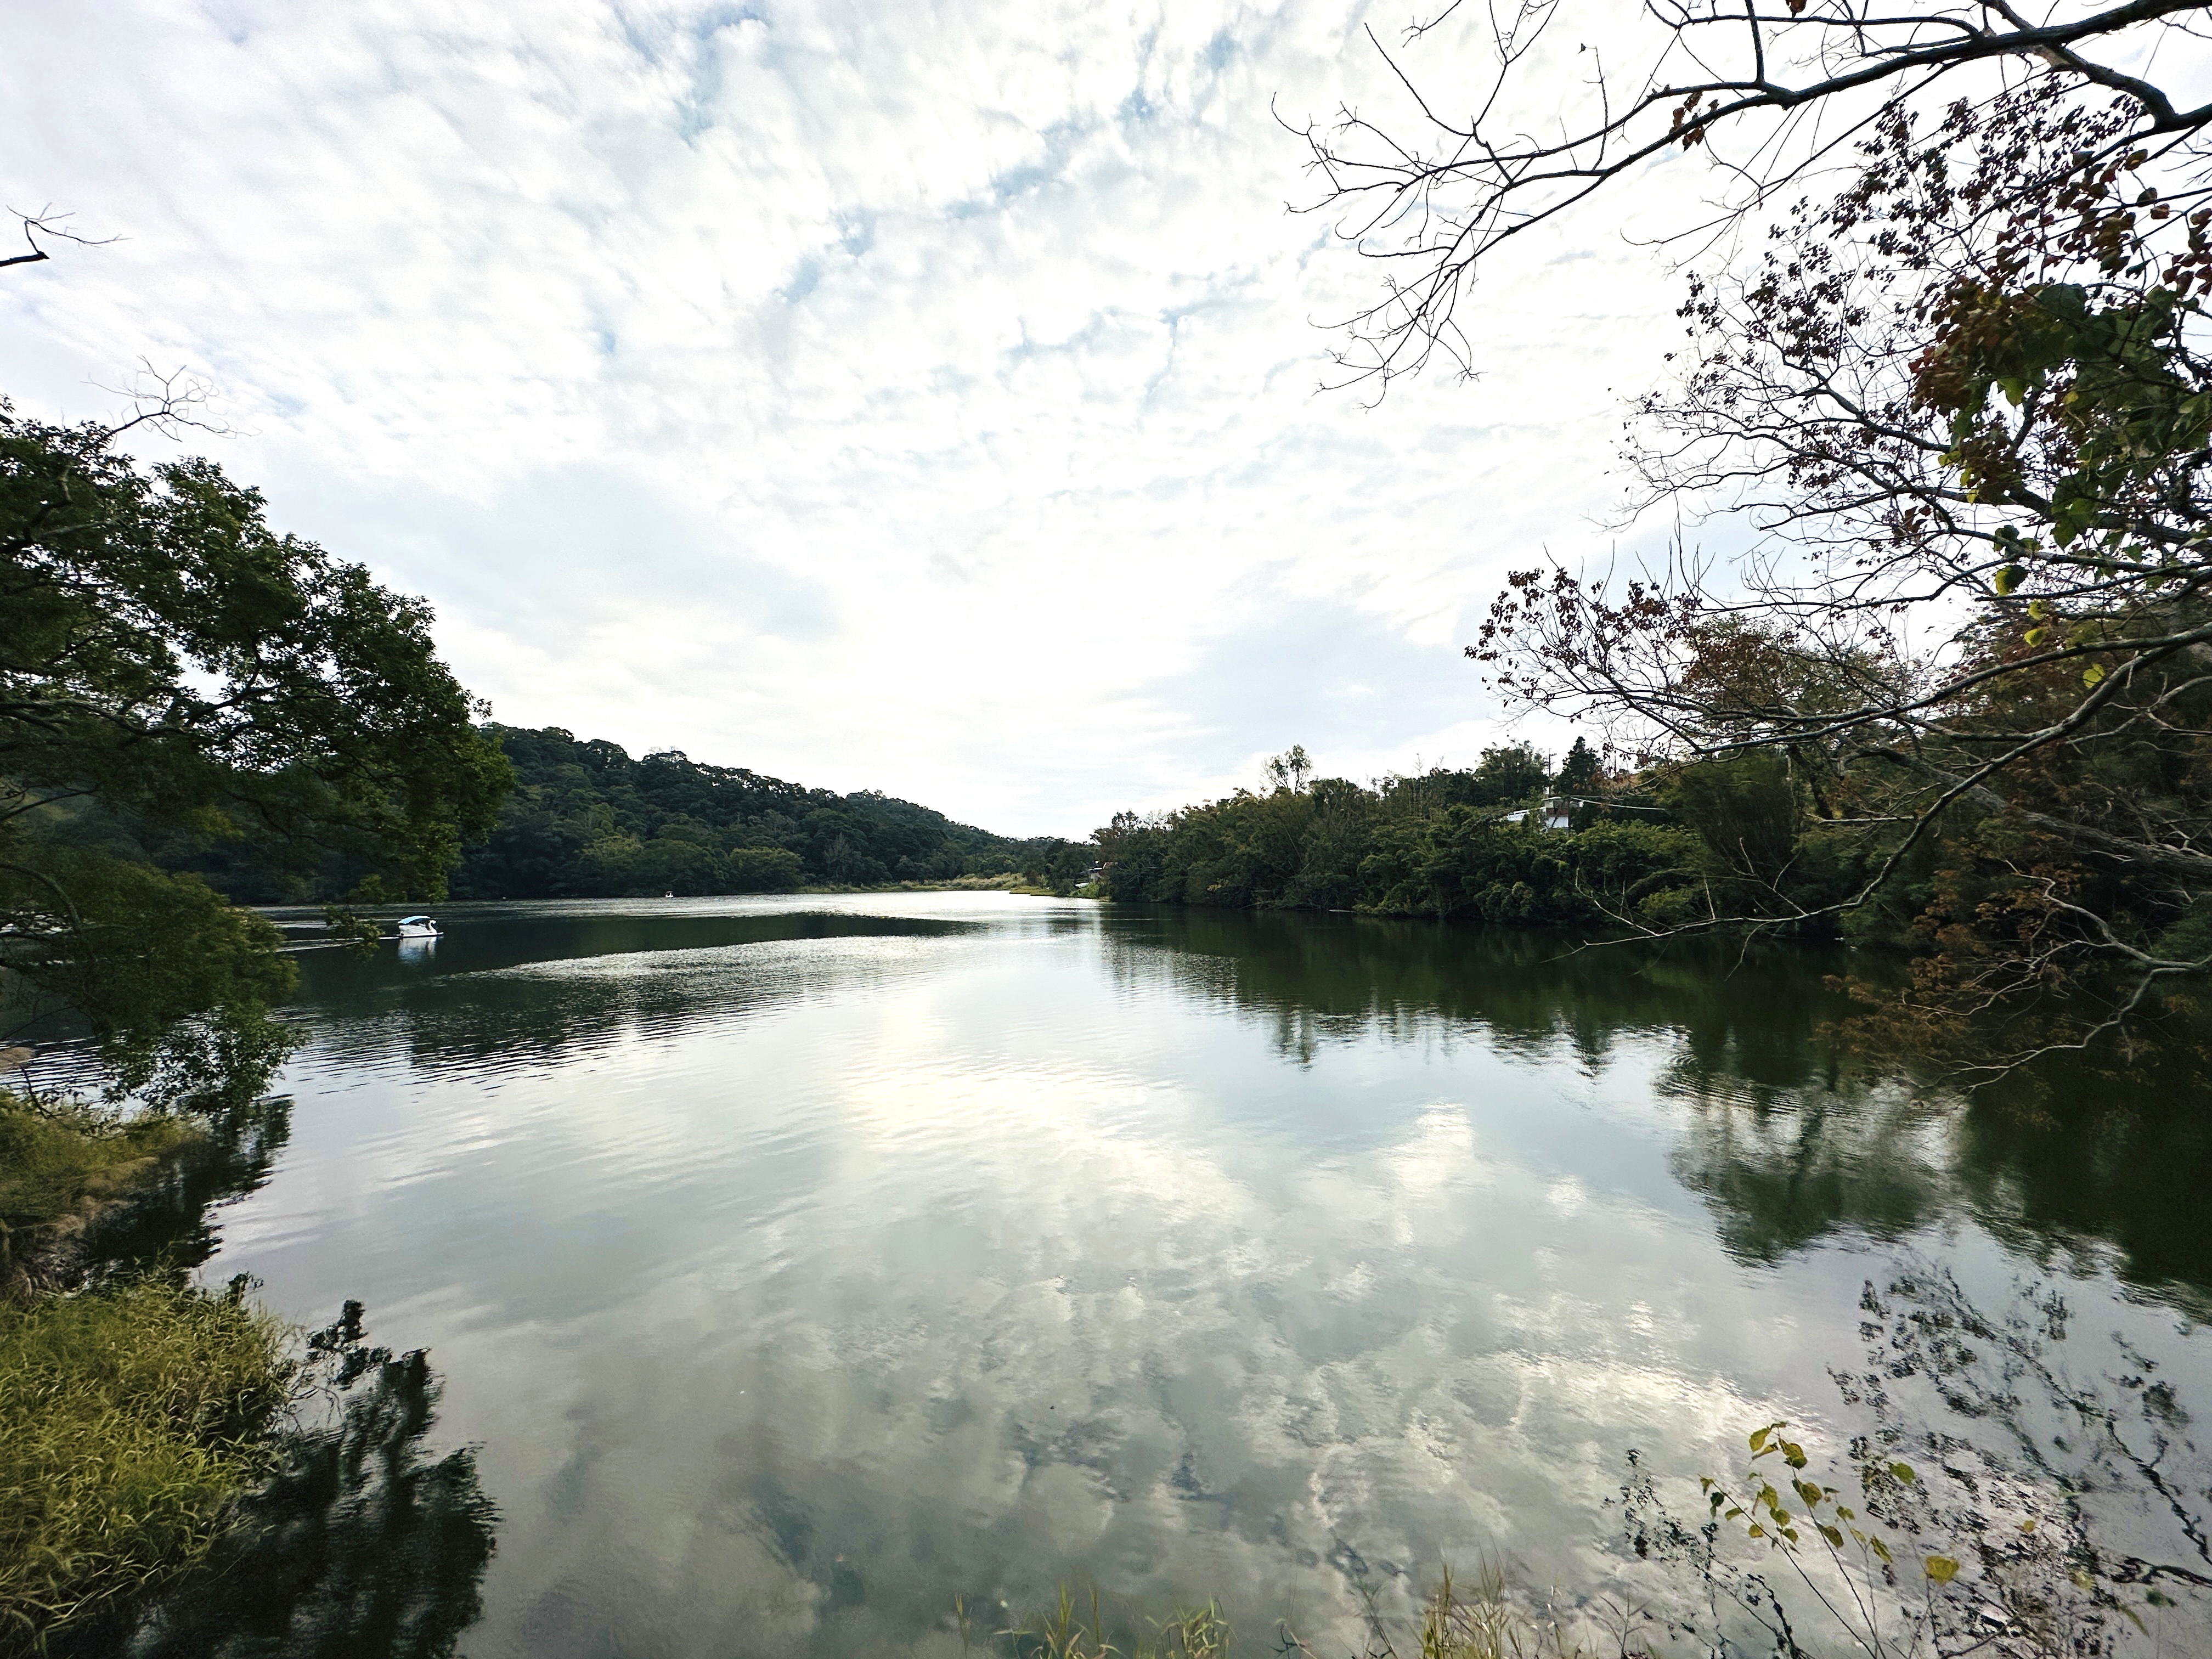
[969,1585,1235,1659]
[985,1567,1635,1659]
[0,1276,291,1646]
[0,1097,206,1309]
[0,1094,201,1290]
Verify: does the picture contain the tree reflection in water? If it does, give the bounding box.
[297,907,990,1085]
[77,1097,291,1283]
[81,1304,498,1659]
[1619,1259,2212,1654]
[47,1099,499,1659]
[1109,908,2212,1311]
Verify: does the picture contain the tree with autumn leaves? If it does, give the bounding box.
[1300,2,2212,1073]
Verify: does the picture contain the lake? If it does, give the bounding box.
[208,892,2211,1656]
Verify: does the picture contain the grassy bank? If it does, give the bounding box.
[0,1090,499,1655]
[0,1093,294,1650]
[0,1094,204,1295]
[0,1277,291,1646]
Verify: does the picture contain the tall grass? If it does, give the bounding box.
[983,1565,1652,1659]
[969,1582,1235,1659]
[1376,1564,1649,1659]
[0,1276,291,1649]
[0,1094,201,1292]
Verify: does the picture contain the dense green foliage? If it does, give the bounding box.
[4,854,299,1113]
[0,1097,200,1293]
[0,1275,292,1646]
[2,406,510,1103]
[1096,745,1735,927]
[2,394,504,1650]
[1452,76,2212,1059]
[56,1302,498,1659]
[0,1090,496,1657]
[1,407,509,890]
[443,725,1088,899]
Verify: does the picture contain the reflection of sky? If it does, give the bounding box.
[209,895,2211,1658]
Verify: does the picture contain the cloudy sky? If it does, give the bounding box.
[2,0,1696,836]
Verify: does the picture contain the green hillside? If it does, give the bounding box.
[447,726,1087,899]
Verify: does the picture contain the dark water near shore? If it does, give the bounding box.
[195,894,2210,1656]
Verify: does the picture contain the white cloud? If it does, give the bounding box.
[1,0,1692,833]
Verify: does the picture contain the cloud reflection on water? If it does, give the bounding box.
[220,895,2211,1657]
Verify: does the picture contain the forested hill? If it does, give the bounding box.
[449,725,1086,899]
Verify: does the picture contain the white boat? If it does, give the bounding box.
[395,915,441,938]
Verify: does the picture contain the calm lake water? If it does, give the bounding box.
[205,893,2210,1657]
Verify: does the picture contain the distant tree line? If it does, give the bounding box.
[444,726,1088,900]
[55,723,1090,904]
[1097,738,1893,938]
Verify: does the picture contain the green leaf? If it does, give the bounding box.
[1888,1463,1915,1484]
[1925,1556,1960,1584]
[1993,563,2027,595]
[1749,1426,1773,1452]
[1818,1524,1843,1548]
[2084,665,2106,686]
